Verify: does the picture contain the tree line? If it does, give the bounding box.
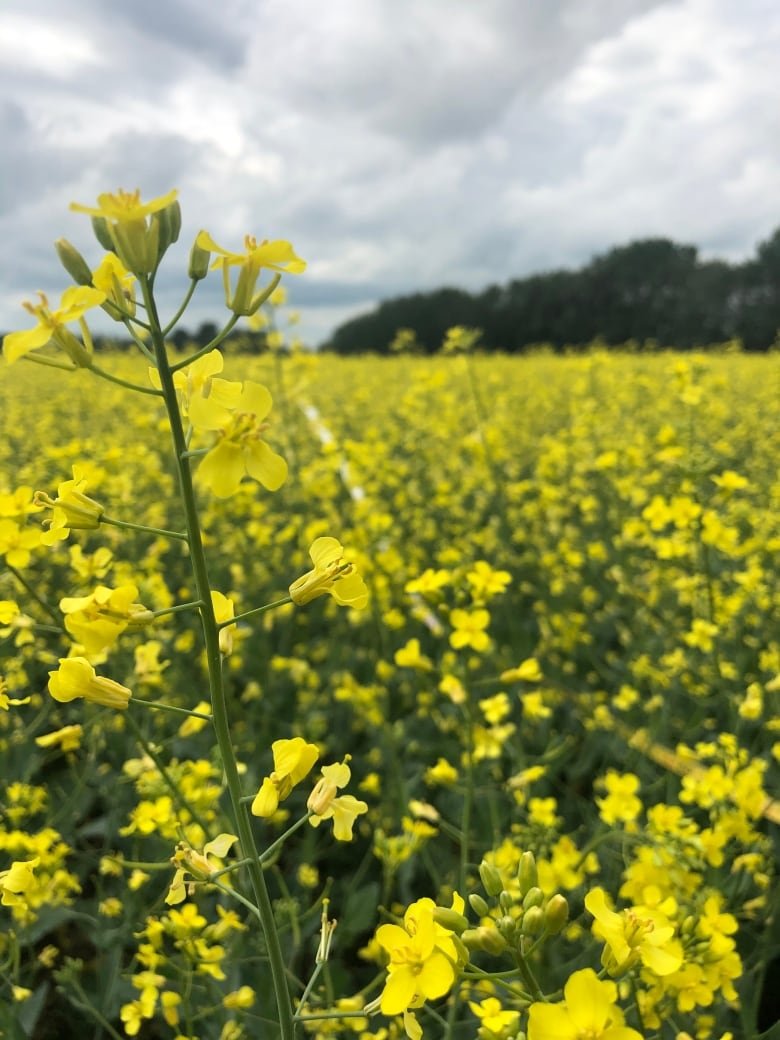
[325,228,780,354]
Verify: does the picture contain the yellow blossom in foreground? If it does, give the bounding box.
[585,887,683,977]
[190,380,288,497]
[196,230,306,314]
[289,536,368,608]
[374,897,461,1023]
[527,968,642,1040]
[71,187,179,275]
[71,187,178,223]
[251,737,320,818]
[60,582,148,654]
[3,287,104,365]
[34,466,104,544]
[48,657,132,710]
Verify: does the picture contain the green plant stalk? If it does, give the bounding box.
[101,514,189,541]
[141,275,294,1040]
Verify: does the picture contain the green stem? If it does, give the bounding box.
[225,596,292,627]
[22,354,76,371]
[142,275,294,1040]
[102,513,188,541]
[162,279,199,336]
[90,363,163,396]
[5,562,66,630]
[170,313,241,372]
[147,600,204,619]
[257,812,312,865]
[130,698,212,721]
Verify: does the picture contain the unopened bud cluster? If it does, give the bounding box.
[461,851,569,958]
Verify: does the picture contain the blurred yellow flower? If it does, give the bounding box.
[290,536,368,609]
[48,657,132,710]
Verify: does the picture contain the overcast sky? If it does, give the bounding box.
[2,0,779,346]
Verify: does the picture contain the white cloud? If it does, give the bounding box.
[1,0,778,346]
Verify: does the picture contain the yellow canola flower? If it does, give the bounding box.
[34,466,104,544]
[35,725,84,752]
[71,187,178,223]
[166,832,238,905]
[308,758,368,841]
[196,230,306,315]
[251,737,320,818]
[48,657,132,710]
[91,252,136,316]
[3,287,104,365]
[148,349,243,418]
[374,897,460,1019]
[585,887,683,978]
[501,657,543,683]
[60,583,148,654]
[449,608,490,652]
[527,967,642,1040]
[189,380,288,497]
[211,590,236,655]
[0,858,40,911]
[289,536,368,609]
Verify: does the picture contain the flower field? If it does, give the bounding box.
[1,199,778,1040]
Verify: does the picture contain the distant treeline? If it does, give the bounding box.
[325,230,780,354]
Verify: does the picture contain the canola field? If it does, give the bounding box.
[1,347,778,1040]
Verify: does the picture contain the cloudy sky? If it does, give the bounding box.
[2,0,779,346]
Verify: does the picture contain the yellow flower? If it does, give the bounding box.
[34,466,104,544]
[0,858,40,910]
[211,590,236,655]
[148,348,243,417]
[190,381,287,497]
[71,188,179,275]
[48,657,132,710]
[35,725,84,752]
[468,996,520,1038]
[585,887,683,977]
[91,252,136,317]
[250,737,319,818]
[501,657,543,683]
[308,758,368,841]
[527,967,642,1040]
[223,985,256,1010]
[374,898,459,1016]
[449,608,490,652]
[59,583,148,654]
[166,833,239,905]
[289,537,368,608]
[195,230,306,315]
[3,287,104,365]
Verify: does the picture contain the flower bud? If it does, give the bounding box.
[91,216,115,252]
[433,907,469,935]
[462,925,507,956]
[479,861,503,897]
[497,914,517,940]
[522,905,545,936]
[499,890,513,914]
[55,239,94,286]
[522,887,544,911]
[518,851,538,894]
[188,239,211,281]
[469,893,489,918]
[153,200,182,263]
[544,894,569,935]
